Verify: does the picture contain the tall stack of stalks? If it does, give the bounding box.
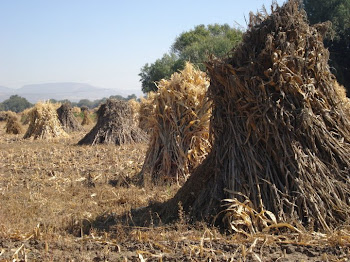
[5,112,22,134]
[78,99,147,145]
[23,102,67,139]
[81,107,92,126]
[141,62,211,185]
[164,1,350,232]
[56,103,84,132]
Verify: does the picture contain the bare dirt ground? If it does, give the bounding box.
[0,121,349,261]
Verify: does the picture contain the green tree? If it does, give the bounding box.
[139,24,242,93]
[173,24,242,70]
[139,53,183,93]
[0,95,32,113]
[77,99,95,109]
[303,0,350,91]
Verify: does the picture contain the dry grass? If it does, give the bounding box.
[0,122,349,261]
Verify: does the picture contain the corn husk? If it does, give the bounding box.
[141,62,211,185]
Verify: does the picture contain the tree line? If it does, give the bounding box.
[0,94,137,113]
[140,1,350,94]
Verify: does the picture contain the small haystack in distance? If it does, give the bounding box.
[20,107,32,125]
[164,1,350,232]
[0,111,11,122]
[5,112,22,134]
[23,102,67,139]
[141,62,211,185]
[56,103,84,132]
[78,99,147,145]
[81,107,92,126]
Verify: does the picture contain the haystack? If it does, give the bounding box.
[81,107,92,126]
[5,112,22,134]
[128,99,140,124]
[164,1,350,232]
[78,99,147,145]
[0,111,11,122]
[23,102,67,139]
[56,103,84,132]
[139,93,156,132]
[20,108,32,125]
[141,62,211,185]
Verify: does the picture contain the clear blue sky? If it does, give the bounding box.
[0,0,285,96]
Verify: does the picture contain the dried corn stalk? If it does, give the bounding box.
[81,109,92,126]
[141,62,211,185]
[5,112,22,134]
[128,99,141,124]
[164,1,350,232]
[23,101,67,139]
[78,99,147,145]
[20,107,32,124]
[56,103,84,132]
[139,92,157,132]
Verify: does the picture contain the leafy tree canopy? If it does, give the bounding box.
[0,95,32,113]
[303,0,350,91]
[139,24,243,93]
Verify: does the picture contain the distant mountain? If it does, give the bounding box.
[0,82,123,103]
[0,86,15,101]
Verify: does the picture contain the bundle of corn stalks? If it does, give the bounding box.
[334,81,350,113]
[78,99,147,145]
[141,62,211,185]
[4,112,22,134]
[0,111,12,122]
[139,93,156,132]
[71,106,81,114]
[23,102,67,139]
[128,99,141,124]
[56,103,84,132]
[81,107,92,126]
[164,1,350,232]
[20,108,32,125]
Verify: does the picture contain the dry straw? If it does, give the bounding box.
[141,62,211,185]
[139,92,157,132]
[165,1,350,232]
[128,99,141,124]
[20,108,32,125]
[56,103,84,132]
[81,108,92,126]
[78,99,147,145]
[5,112,22,134]
[23,101,67,139]
[0,111,12,122]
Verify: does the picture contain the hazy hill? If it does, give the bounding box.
[0,86,15,101]
[0,83,123,103]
